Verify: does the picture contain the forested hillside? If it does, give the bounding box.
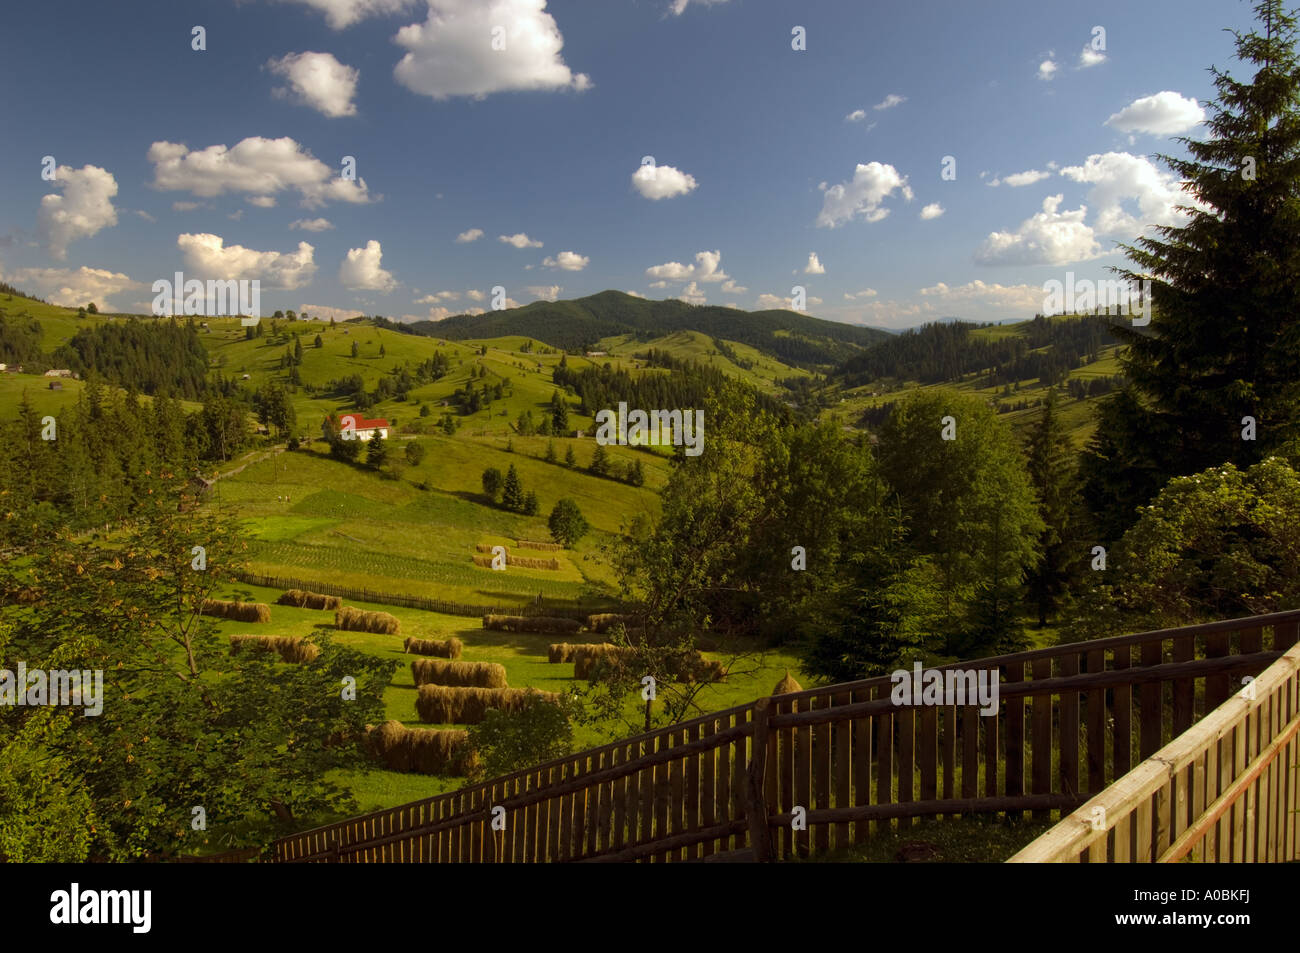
[393,290,891,368]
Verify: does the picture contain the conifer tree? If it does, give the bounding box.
[1026,389,1083,627]
[502,464,524,511]
[1084,0,1300,537]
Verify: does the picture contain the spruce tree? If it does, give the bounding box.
[544,439,557,464]
[564,444,577,467]
[1083,0,1300,537]
[502,464,525,511]
[589,443,610,477]
[1026,389,1083,627]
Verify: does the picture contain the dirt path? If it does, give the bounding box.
[214,446,285,481]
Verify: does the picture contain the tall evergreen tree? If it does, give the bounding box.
[1083,0,1300,538]
[501,464,525,511]
[1026,389,1083,627]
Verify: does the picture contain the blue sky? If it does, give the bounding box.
[0,0,1258,328]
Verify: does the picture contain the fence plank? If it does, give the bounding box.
[1031,657,1053,820]
[898,694,914,832]
[941,704,956,812]
[815,696,831,855]
[1005,662,1025,820]
[1060,654,1080,799]
[853,688,872,844]
[700,723,716,857]
[1086,648,1106,794]
[1114,646,1132,778]
[961,703,979,802]
[716,715,732,852]
[685,725,700,860]
[919,704,938,812]
[796,696,813,856]
[1140,638,1164,759]
[836,690,852,848]
[1205,630,1232,712]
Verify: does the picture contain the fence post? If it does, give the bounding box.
[746,697,774,862]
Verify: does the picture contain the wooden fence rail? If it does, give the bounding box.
[1009,639,1300,863]
[265,611,1300,863]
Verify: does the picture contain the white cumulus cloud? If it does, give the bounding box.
[284,0,416,30]
[499,232,542,248]
[455,227,483,243]
[873,93,906,111]
[919,203,945,220]
[631,162,698,200]
[393,0,591,101]
[669,0,730,13]
[1079,46,1106,68]
[845,109,867,122]
[1038,59,1058,81]
[178,233,318,289]
[299,303,366,321]
[919,279,1044,312]
[1105,91,1205,136]
[988,169,1050,188]
[148,136,375,208]
[843,289,878,300]
[804,252,825,275]
[975,194,1102,266]
[645,249,728,284]
[527,284,562,301]
[542,250,589,271]
[268,51,360,118]
[339,239,396,291]
[1059,151,1201,237]
[39,164,119,260]
[4,265,141,310]
[290,217,334,231]
[816,161,912,228]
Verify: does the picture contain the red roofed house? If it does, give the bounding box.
[323,413,389,442]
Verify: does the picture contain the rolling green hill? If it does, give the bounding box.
[396,290,891,369]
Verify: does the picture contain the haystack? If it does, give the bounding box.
[229,634,319,663]
[415,685,558,725]
[276,589,343,610]
[411,658,508,689]
[367,720,478,776]
[403,636,463,659]
[773,670,803,695]
[336,605,401,635]
[201,599,271,623]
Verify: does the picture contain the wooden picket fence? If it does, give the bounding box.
[266,610,1300,863]
[1010,637,1300,862]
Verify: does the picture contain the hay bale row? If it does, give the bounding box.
[472,553,560,570]
[546,641,602,663]
[586,613,635,634]
[571,645,726,683]
[404,636,463,659]
[506,554,561,570]
[415,685,558,725]
[411,658,508,688]
[516,538,564,552]
[335,605,401,635]
[367,721,478,776]
[572,644,636,680]
[276,589,342,610]
[229,634,319,663]
[474,543,507,554]
[201,599,271,623]
[482,614,582,635]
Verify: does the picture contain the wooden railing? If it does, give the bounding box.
[270,611,1300,863]
[1009,638,1300,863]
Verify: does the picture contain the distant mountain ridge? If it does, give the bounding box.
[394,290,892,368]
